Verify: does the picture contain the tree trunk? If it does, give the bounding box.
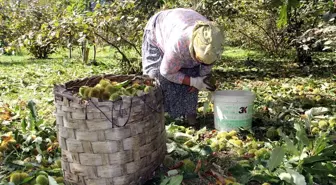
[82,40,86,62]
[82,47,90,64]
[82,40,90,64]
[93,45,96,62]
[69,34,72,59]
[296,47,312,67]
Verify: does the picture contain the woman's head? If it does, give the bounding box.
[189,21,224,65]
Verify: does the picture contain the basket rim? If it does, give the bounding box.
[53,74,156,102]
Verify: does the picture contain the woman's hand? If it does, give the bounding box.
[190,76,215,91]
[182,76,191,86]
[183,76,214,92]
[182,76,197,93]
[188,86,197,93]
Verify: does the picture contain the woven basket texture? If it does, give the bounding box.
[53,74,167,185]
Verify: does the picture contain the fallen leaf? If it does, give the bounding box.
[0,132,16,147]
[210,169,226,185]
[0,107,11,120]
[194,159,202,173]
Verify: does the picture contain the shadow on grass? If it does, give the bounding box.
[214,55,335,83]
[0,57,57,66]
[0,54,120,68]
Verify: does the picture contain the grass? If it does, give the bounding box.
[1,45,335,121]
[0,47,118,122]
[222,46,266,60]
[0,46,336,185]
[1,46,335,123]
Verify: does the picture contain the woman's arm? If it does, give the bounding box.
[159,38,192,85]
[159,52,189,84]
[200,64,213,76]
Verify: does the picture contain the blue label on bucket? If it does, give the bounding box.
[214,103,254,131]
[215,118,252,130]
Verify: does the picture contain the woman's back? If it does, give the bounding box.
[151,8,209,51]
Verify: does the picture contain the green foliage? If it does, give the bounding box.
[90,1,148,73]
[194,0,291,56]
[160,175,183,185]
[0,1,19,55]
[0,0,334,68]
[271,0,334,63]
[57,11,95,52]
[277,3,288,29]
[292,24,336,52]
[191,0,333,58]
[7,2,62,58]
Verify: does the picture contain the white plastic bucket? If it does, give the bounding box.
[213,90,256,131]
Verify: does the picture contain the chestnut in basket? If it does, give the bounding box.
[78,78,155,101]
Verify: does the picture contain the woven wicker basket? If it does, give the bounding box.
[53,74,167,185]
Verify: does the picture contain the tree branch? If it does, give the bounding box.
[107,27,141,56]
[236,29,269,53]
[243,16,278,51]
[94,31,133,70]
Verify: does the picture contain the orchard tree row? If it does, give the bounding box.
[0,0,335,71]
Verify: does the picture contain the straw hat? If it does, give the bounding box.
[189,21,224,65]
